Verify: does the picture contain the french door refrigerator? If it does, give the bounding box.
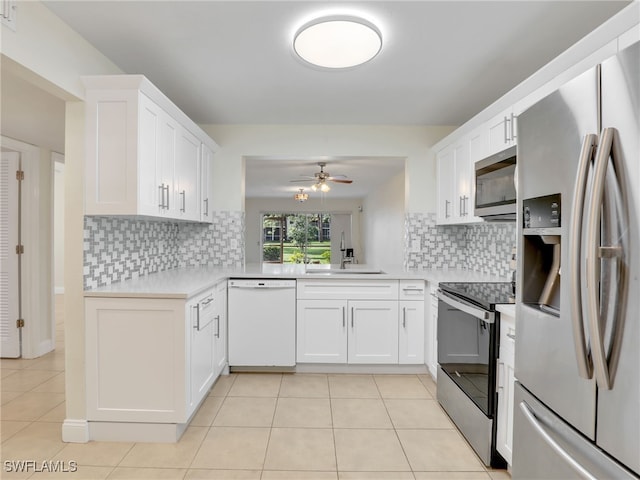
[513,41,639,479]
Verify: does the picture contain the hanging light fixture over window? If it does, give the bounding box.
[293,16,382,69]
[294,188,309,202]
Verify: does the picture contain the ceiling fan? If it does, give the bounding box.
[290,162,353,192]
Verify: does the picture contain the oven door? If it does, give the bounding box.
[437,289,497,417]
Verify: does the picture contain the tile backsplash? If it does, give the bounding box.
[404,213,516,278]
[84,212,244,289]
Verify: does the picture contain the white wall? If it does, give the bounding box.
[202,125,455,214]
[245,197,363,265]
[361,170,406,268]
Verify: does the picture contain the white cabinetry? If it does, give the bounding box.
[425,282,439,379]
[200,143,215,223]
[496,307,516,466]
[189,288,216,411]
[436,137,481,225]
[296,279,412,365]
[487,107,517,156]
[83,75,217,222]
[212,280,227,376]
[349,300,399,364]
[85,286,226,436]
[297,300,348,363]
[176,128,201,222]
[399,280,425,365]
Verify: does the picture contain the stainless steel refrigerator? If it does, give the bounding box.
[513,41,639,479]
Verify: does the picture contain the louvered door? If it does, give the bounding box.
[0,152,21,358]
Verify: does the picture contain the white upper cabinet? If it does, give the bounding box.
[487,107,517,156]
[200,143,215,223]
[83,75,218,221]
[436,136,482,225]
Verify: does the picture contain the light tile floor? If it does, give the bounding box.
[1,296,511,480]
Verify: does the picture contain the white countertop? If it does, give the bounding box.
[84,263,511,299]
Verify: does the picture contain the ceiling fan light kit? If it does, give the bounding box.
[290,162,352,195]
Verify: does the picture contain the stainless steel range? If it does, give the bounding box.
[436,281,513,468]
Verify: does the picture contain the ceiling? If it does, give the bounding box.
[246,156,405,198]
[37,1,630,198]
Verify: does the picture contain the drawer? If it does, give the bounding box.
[399,280,425,300]
[297,279,399,300]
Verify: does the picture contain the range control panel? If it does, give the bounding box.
[523,194,561,229]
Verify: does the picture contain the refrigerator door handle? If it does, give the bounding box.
[569,133,597,379]
[585,127,629,390]
[519,401,598,480]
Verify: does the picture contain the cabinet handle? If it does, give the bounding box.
[164,185,170,209]
[204,198,209,217]
[463,196,469,216]
[507,332,516,340]
[351,307,354,328]
[342,306,346,328]
[215,315,220,338]
[510,113,517,140]
[459,196,463,217]
[158,184,164,208]
[504,116,509,143]
[180,190,186,213]
[193,304,201,331]
[445,200,451,218]
[403,307,407,328]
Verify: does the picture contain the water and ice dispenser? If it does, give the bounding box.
[521,194,562,315]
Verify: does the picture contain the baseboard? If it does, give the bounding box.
[62,419,89,443]
[294,363,429,374]
[88,421,187,443]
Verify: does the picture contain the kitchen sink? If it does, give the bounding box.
[304,268,385,275]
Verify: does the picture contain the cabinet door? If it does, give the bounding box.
[213,281,227,376]
[297,300,347,363]
[158,112,178,217]
[453,141,470,220]
[488,107,516,155]
[137,94,161,216]
[348,300,399,364]
[189,293,215,413]
[200,143,214,223]
[497,314,516,465]
[176,127,201,221]
[399,301,425,364]
[426,288,439,378]
[436,147,455,225]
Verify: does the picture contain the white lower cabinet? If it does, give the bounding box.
[496,309,516,466]
[296,279,425,366]
[297,300,348,363]
[348,300,399,364]
[425,283,439,378]
[296,299,398,364]
[85,287,226,431]
[188,288,216,411]
[213,280,227,377]
[399,300,425,364]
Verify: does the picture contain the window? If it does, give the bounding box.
[262,212,350,264]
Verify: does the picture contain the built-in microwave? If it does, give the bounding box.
[474,145,517,221]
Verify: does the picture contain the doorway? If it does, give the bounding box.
[1,150,22,358]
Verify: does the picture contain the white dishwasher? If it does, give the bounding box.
[227,279,297,367]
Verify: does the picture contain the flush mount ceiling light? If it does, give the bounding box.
[293,16,382,69]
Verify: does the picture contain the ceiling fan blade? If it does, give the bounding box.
[289,179,314,183]
[329,179,353,184]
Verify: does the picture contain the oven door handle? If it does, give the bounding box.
[437,289,495,323]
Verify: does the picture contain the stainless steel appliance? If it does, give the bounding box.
[474,145,517,221]
[437,281,514,468]
[513,41,639,479]
[228,279,297,368]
